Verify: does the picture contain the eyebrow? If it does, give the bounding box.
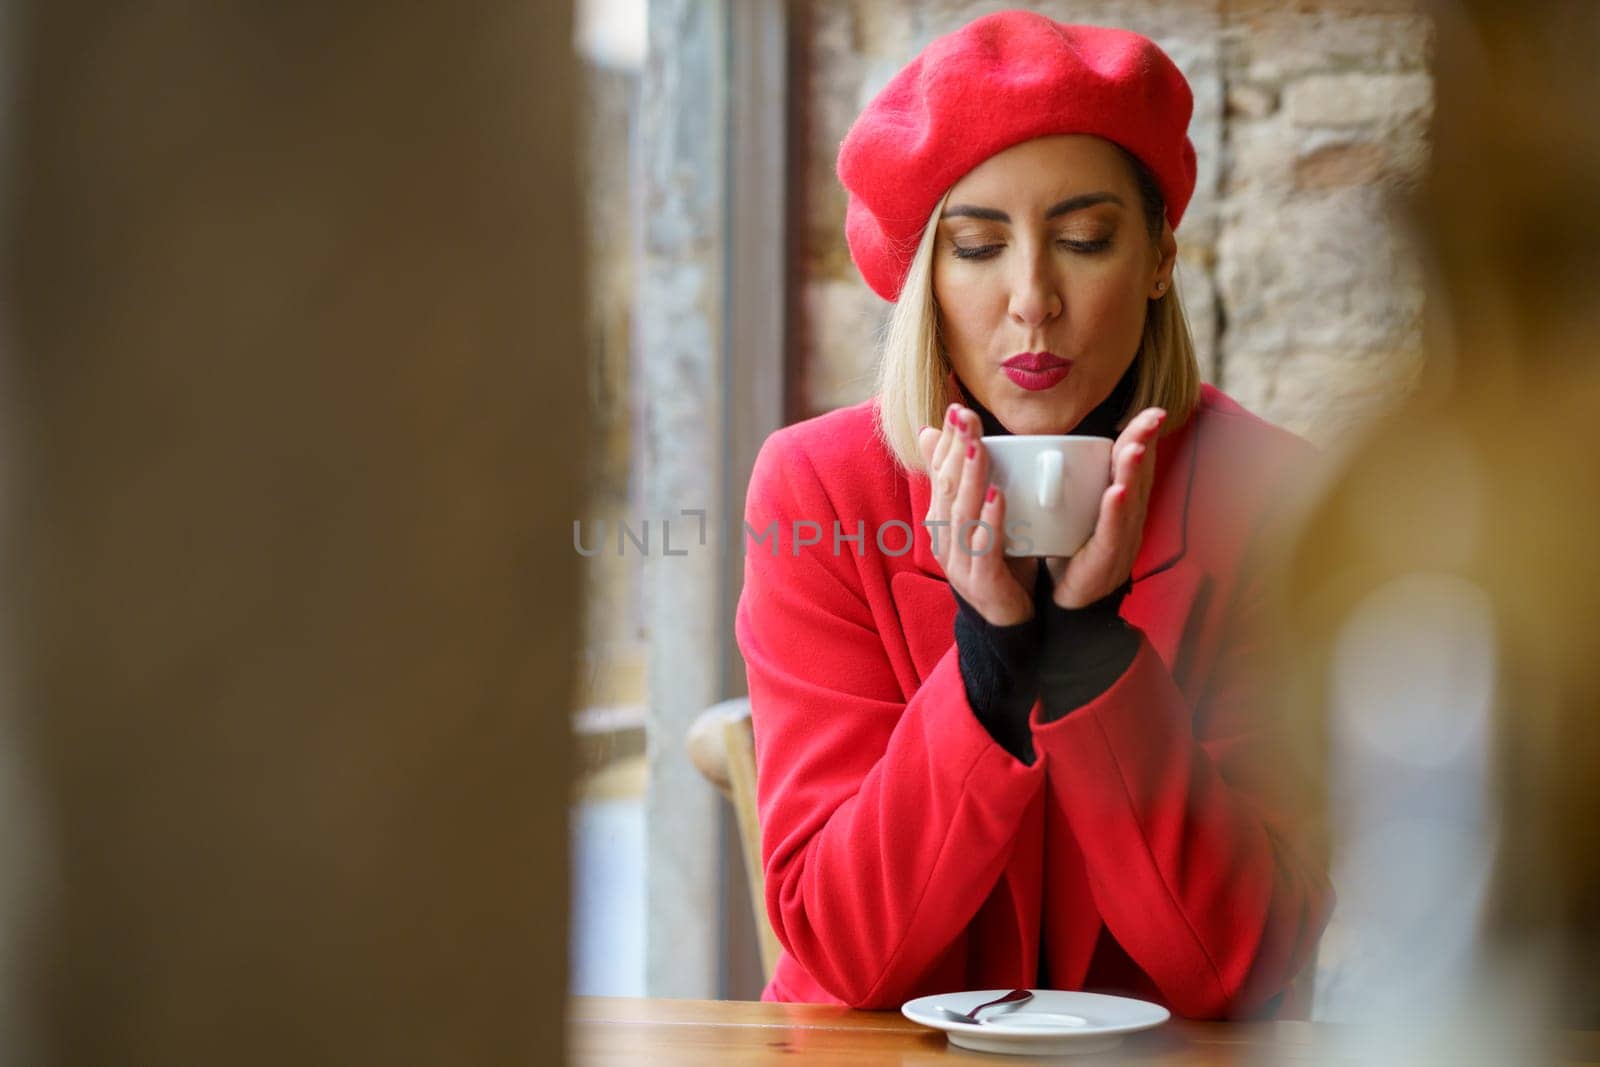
[941,191,1124,223]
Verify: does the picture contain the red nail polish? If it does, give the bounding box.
[966,443,976,459]
[948,410,959,425]
[985,485,997,503]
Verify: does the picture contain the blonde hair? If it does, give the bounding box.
[874,189,1203,472]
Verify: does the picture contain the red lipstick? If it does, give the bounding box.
[1001,351,1071,391]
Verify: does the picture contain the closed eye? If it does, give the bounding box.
[951,238,1111,260]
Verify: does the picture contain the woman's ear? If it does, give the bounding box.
[1152,221,1178,296]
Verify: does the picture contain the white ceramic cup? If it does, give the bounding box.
[980,435,1112,557]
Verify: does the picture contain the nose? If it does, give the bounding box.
[1007,245,1062,328]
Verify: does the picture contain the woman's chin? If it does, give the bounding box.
[991,404,1079,436]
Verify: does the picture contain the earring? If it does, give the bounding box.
[1155,279,1168,293]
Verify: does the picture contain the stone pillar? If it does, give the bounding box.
[640,0,728,999]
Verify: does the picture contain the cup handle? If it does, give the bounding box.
[1037,451,1063,509]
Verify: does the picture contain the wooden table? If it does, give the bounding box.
[571,997,1600,1065]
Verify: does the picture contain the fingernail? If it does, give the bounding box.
[985,485,997,503]
[948,410,959,425]
[966,443,976,459]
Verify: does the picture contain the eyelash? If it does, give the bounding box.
[951,238,1110,261]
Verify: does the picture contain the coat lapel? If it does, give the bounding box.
[889,569,957,685]
[1122,564,1210,699]
[1130,407,1198,581]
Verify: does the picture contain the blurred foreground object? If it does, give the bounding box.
[3,4,583,1063]
[1283,0,1600,1058]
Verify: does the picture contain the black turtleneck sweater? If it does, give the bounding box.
[950,362,1143,765]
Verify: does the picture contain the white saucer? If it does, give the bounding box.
[901,989,1170,1056]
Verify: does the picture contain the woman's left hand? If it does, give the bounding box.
[1049,407,1167,609]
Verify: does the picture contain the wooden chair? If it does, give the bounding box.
[686,697,782,982]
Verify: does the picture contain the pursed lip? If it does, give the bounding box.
[1001,351,1071,372]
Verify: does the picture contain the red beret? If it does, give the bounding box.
[837,12,1197,302]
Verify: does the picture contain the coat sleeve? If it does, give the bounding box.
[735,432,1043,1009]
[1032,470,1334,1020]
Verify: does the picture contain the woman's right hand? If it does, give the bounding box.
[917,404,1039,626]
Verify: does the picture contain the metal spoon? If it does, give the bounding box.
[938,988,1034,1025]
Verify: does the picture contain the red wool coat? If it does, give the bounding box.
[734,385,1334,1017]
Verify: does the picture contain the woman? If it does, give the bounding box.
[735,11,1332,1017]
